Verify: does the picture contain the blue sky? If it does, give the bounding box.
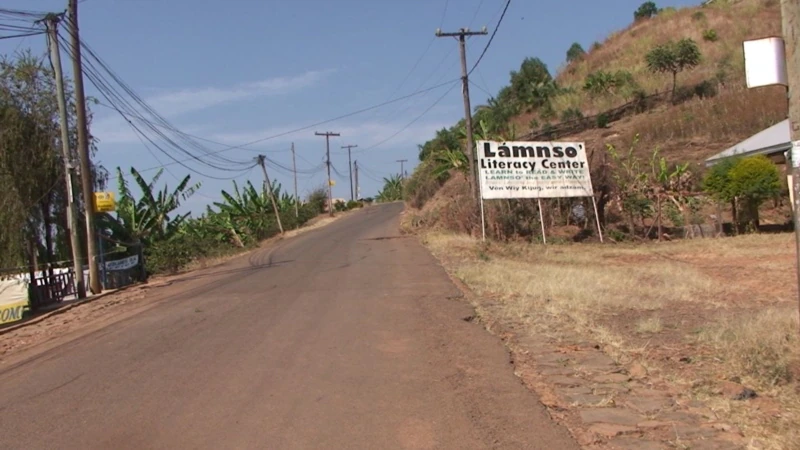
[1,0,701,216]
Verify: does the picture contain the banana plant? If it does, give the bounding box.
[376,175,403,202]
[99,166,201,244]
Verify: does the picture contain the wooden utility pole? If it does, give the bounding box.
[341,144,358,201]
[68,0,101,294]
[45,15,86,299]
[257,155,284,234]
[396,159,408,179]
[315,131,340,216]
[354,160,359,200]
[291,142,299,219]
[781,0,800,323]
[436,27,487,201]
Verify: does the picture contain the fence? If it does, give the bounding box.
[520,90,674,142]
[0,238,147,313]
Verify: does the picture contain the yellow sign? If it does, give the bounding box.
[0,300,27,325]
[329,179,336,186]
[94,192,116,213]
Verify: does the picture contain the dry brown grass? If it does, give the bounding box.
[423,230,799,449]
[508,0,786,166]
[556,0,781,112]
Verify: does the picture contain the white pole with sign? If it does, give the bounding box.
[476,140,603,243]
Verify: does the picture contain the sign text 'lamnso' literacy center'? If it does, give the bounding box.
[477,140,594,199]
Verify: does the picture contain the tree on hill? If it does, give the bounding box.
[583,70,636,98]
[634,2,660,20]
[645,38,701,100]
[509,57,554,111]
[566,43,585,63]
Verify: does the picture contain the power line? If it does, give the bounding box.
[469,78,493,97]
[353,80,460,154]
[66,29,253,169]
[468,0,511,76]
[91,79,459,177]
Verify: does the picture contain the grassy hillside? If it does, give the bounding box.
[536,0,785,162]
[401,0,789,240]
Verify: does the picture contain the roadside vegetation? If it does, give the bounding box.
[0,51,107,273]
[101,167,331,275]
[391,0,798,447]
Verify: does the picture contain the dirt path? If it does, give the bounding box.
[0,203,580,449]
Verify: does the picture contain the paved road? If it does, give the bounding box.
[0,203,580,450]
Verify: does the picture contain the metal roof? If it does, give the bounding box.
[704,119,789,167]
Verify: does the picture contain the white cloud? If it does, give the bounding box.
[91,69,335,145]
[206,119,453,153]
[145,69,335,116]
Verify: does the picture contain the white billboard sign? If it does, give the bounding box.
[105,255,139,272]
[477,140,594,199]
[743,37,788,88]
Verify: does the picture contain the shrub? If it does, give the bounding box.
[561,107,583,122]
[596,113,610,128]
[694,79,718,98]
[634,1,659,20]
[566,42,585,63]
[702,29,718,42]
[703,155,782,229]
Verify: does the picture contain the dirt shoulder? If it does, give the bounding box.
[0,209,359,367]
[418,230,798,450]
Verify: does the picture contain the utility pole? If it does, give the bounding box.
[354,160,359,200]
[291,142,299,219]
[256,155,284,234]
[341,144,358,201]
[396,159,408,180]
[45,14,86,299]
[781,0,800,325]
[315,131,340,216]
[436,26,487,201]
[68,0,101,294]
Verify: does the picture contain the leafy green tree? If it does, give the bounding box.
[509,57,555,111]
[583,70,636,98]
[634,1,660,20]
[703,155,782,230]
[566,43,585,62]
[728,156,782,228]
[702,157,738,203]
[0,50,104,268]
[418,126,461,161]
[645,38,701,99]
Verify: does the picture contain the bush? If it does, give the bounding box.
[694,79,718,98]
[561,107,583,122]
[702,29,718,42]
[634,1,659,20]
[703,155,782,229]
[566,43,585,63]
[596,113,610,128]
[144,233,225,275]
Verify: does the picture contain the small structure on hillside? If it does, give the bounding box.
[704,118,794,217]
[704,119,790,168]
